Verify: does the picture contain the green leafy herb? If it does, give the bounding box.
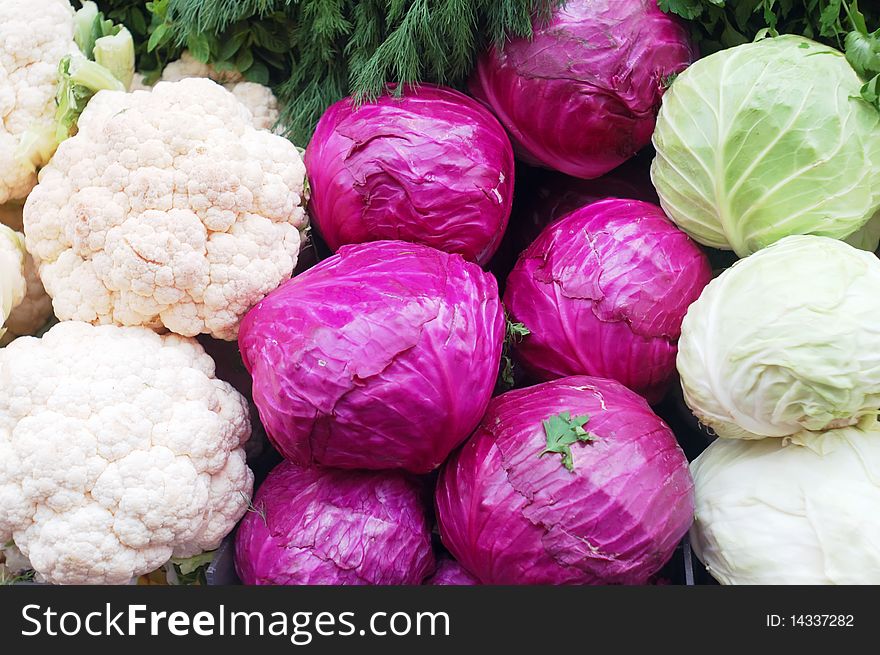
[0,568,36,586]
[93,1,561,144]
[540,411,599,472]
[842,2,880,108]
[89,0,183,85]
[659,0,880,90]
[497,317,530,392]
[661,72,680,89]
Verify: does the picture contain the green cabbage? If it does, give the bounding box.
[691,425,880,585]
[677,235,880,440]
[652,35,880,257]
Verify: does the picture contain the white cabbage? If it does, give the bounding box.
[677,235,880,440]
[691,426,880,584]
[652,35,880,257]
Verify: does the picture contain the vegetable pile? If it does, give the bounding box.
[3,0,879,587]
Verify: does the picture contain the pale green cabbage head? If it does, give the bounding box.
[677,235,880,440]
[691,426,880,584]
[652,35,880,257]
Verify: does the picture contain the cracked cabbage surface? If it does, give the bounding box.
[235,461,434,585]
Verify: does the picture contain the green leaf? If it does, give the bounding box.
[860,74,880,109]
[217,31,248,61]
[0,569,35,586]
[243,59,270,85]
[845,0,869,35]
[506,319,530,343]
[170,551,215,576]
[129,8,147,36]
[539,411,599,472]
[147,22,169,52]
[845,29,880,77]
[495,316,530,392]
[819,0,844,36]
[187,32,211,63]
[657,0,706,21]
[235,47,255,73]
[662,72,679,89]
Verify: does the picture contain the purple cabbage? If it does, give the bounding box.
[435,376,694,585]
[504,199,711,404]
[425,557,479,586]
[470,0,694,179]
[235,461,434,585]
[305,84,515,266]
[490,154,658,281]
[238,240,505,473]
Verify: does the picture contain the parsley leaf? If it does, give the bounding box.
[496,317,530,392]
[540,411,599,472]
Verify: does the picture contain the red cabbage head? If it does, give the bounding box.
[235,461,434,585]
[305,84,515,265]
[504,199,711,404]
[470,0,694,179]
[435,376,694,585]
[238,240,505,473]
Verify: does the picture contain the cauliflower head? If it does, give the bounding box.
[1,224,27,340]
[0,204,53,345]
[0,0,78,204]
[23,78,308,340]
[0,321,254,585]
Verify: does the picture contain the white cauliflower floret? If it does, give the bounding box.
[157,52,280,132]
[0,204,53,345]
[0,225,27,340]
[23,78,308,340]
[0,0,78,204]
[162,52,242,85]
[0,321,254,585]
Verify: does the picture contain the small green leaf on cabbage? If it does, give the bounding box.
[540,411,598,472]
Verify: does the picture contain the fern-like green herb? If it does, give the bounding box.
[94,0,559,144]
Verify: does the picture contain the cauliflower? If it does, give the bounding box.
[0,204,54,345]
[0,225,27,341]
[23,78,308,340]
[0,0,78,204]
[0,321,254,585]
[132,52,281,132]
